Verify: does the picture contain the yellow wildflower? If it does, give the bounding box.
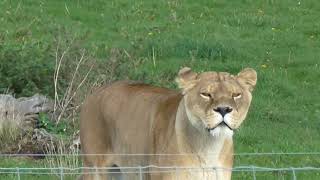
[261,64,267,68]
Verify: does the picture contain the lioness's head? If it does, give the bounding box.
[176,67,257,136]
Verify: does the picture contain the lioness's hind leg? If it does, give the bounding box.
[81,155,121,180]
[108,164,123,180]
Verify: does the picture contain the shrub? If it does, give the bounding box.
[0,42,55,97]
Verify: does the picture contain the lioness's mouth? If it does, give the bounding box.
[207,121,233,132]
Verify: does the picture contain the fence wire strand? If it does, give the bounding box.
[1,166,320,174]
[1,152,320,157]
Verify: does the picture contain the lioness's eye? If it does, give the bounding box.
[200,93,211,99]
[232,93,242,99]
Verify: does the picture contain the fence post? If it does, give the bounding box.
[175,167,179,180]
[94,166,99,178]
[16,167,20,180]
[60,167,64,180]
[215,167,219,180]
[251,166,256,180]
[291,167,297,180]
[139,166,143,180]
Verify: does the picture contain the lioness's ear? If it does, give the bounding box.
[237,68,257,92]
[175,67,198,94]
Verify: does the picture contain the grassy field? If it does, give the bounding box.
[1,0,320,179]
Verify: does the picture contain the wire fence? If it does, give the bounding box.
[1,166,320,179]
[2,152,320,157]
[1,152,320,179]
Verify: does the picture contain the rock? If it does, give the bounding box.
[0,94,53,131]
[0,94,81,155]
[69,130,81,152]
[0,94,55,154]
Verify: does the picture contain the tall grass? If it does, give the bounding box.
[0,120,20,152]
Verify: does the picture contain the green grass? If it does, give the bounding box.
[1,0,320,179]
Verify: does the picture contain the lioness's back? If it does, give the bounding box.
[80,81,182,166]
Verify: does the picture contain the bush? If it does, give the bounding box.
[0,42,55,97]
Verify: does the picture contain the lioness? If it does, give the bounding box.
[80,67,257,180]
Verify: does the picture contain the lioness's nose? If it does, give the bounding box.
[214,106,233,117]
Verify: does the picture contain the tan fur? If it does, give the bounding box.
[80,67,257,180]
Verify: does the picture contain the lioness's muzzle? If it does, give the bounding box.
[207,121,233,132]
